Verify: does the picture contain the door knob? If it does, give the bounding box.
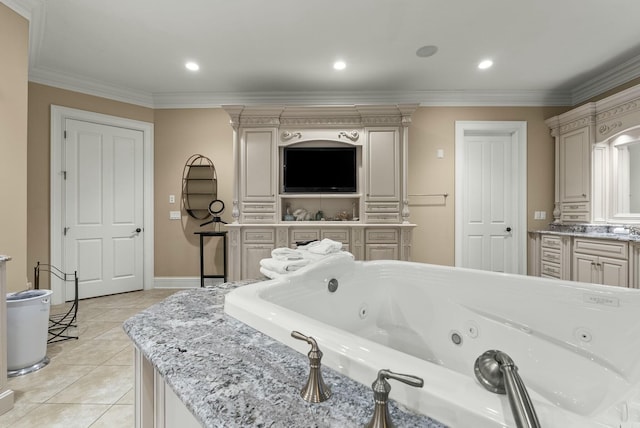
[506,227,512,232]
[134,228,142,233]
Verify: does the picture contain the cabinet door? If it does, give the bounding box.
[559,126,590,203]
[600,256,628,287]
[241,129,276,202]
[366,243,398,261]
[242,244,274,279]
[366,128,400,202]
[572,253,599,284]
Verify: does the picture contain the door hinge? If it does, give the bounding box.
[64,227,69,236]
[64,130,67,139]
[62,171,67,180]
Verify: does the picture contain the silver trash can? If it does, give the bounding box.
[6,289,52,377]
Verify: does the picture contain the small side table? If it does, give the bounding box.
[194,231,228,287]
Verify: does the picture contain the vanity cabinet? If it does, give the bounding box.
[629,242,640,289]
[539,235,571,280]
[572,238,628,287]
[240,228,276,279]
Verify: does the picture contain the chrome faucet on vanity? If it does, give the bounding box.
[474,350,541,428]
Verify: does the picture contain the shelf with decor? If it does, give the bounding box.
[182,154,217,220]
[279,194,361,222]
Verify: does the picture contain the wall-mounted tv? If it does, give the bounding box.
[283,147,357,193]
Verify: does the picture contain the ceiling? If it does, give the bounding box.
[8,0,640,108]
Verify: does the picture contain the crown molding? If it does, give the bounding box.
[571,54,640,105]
[29,66,154,108]
[0,0,37,20]
[28,57,640,109]
[152,89,572,109]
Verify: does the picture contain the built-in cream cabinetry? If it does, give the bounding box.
[532,232,635,288]
[572,238,628,287]
[240,128,277,224]
[546,104,595,224]
[223,105,417,281]
[630,242,640,289]
[539,234,571,280]
[364,128,401,223]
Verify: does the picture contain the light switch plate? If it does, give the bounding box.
[169,211,181,220]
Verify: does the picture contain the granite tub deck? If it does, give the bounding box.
[123,283,445,428]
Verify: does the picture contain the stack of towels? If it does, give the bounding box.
[259,238,352,279]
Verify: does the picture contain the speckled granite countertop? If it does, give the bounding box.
[530,224,640,242]
[123,283,445,428]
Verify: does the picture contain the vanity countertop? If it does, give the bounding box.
[530,227,640,242]
[123,283,445,428]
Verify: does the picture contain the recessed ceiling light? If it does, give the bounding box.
[416,45,438,58]
[185,62,200,71]
[478,59,493,70]
[333,61,346,70]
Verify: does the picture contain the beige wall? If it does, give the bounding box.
[407,106,569,266]
[153,109,233,278]
[27,83,154,286]
[0,5,29,292]
[25,86,570,279]
[27,86,235,282]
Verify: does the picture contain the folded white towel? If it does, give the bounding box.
[271,247,305,261]
[260,257,310,274]
[260,266,282,279]
[301,238,343,255]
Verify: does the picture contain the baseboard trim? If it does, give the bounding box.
[153,277,225,289]
[0,388,15,416]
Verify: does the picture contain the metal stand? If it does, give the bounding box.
[34,262,79,343]
[194,231,228,287]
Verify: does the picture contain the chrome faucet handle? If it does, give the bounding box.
[291,331,332,403]
[365,369,424,428]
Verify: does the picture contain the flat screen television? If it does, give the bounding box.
[283,147,357,193]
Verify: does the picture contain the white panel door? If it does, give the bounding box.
[64,119,144,299]
[461,134,514,272]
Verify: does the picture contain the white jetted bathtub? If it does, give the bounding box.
[224,254,640,427]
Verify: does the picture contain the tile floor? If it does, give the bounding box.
[0,288,177,428]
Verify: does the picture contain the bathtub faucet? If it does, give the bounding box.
[474,350,541,428]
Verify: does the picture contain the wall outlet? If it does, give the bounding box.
[169,194,175,204]
[169,211,181,220]
[436,149,444,159]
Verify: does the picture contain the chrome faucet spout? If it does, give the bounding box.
[474,350,541,428]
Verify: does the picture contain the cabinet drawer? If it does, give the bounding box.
[365,213,400,223]
[291,229,320,243]
[540,234,563,249]
[242,202,276,213]
[321,229,349,243]
[541,261,561,279]
[241,213,277,223]
[366,229,398,243]
[561,212,590,223]
[573,238,628,259]
[243,229,275,243]
[562,202,589,213]
[541,248,562,263]
[365,202,400,212]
